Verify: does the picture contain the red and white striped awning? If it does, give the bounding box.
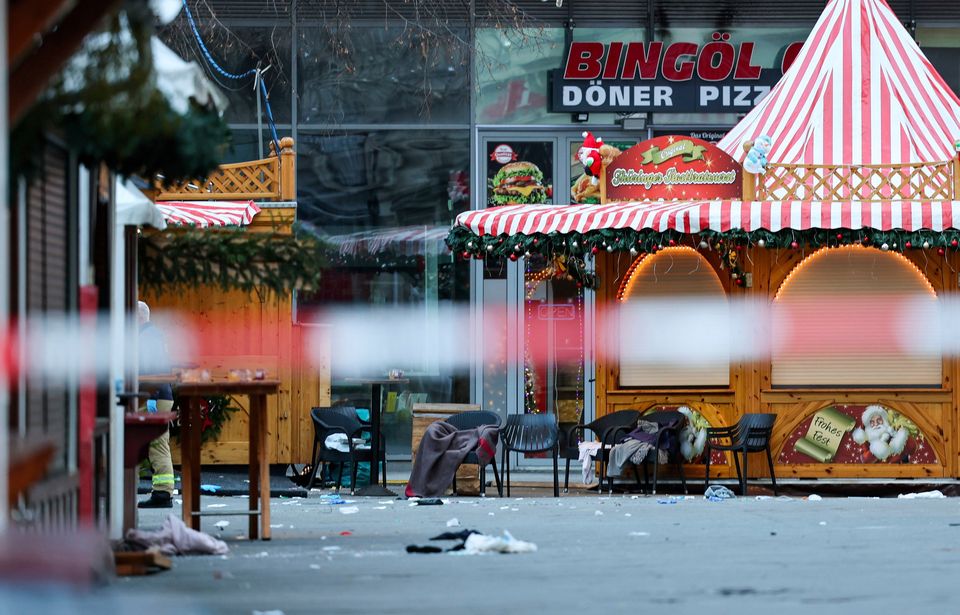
[718,0,960,166]
[455,201,960,236]
[156,200,261,227]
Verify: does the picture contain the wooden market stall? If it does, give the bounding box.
[448,0,960,480]
[141,137,332,465]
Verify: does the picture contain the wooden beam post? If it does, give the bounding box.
[953,152,960,200]
[279,137,296,201]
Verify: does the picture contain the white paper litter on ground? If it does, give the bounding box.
[629,531,650,537]
[898,490,946,499]
[446,518,460,527]
[339,506,360,514]
[207,503,227,508]
[462,530,537,554]
[594,510,604,516]
[808,494,823,501]
[214,520,230,529]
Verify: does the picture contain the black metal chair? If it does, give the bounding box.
[704,413,778,496]
[445,410,503,497]
[632,411,688,496]
[305,406,387,495]
[500,413,560,497]
[559,409,640,491]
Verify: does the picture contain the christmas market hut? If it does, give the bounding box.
[446,0,960,480]
[139,137,332,466]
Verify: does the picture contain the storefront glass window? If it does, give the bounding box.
[649,26,810,130]
[295,129,471,456]
[476,28,645,125]
[918,27,960,96]
[160,25,292,124]
[298,26,470,125]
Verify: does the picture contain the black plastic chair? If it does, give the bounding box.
[445,411,503,497]
[559,409,640,491]
[704,413,778,496]
[305,406,386,495]
[631,411,688,496]
[500,413,560,497]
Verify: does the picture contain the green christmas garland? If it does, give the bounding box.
[139,225,328,294]
[446,226,960,286]
[170,395,242,446]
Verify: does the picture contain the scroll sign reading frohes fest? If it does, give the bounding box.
[604,135,742,201]
[551,33,805,113]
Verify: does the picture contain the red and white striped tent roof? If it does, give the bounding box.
[455,201,960,237]
[156,200,261,228]
[718,0,960,166]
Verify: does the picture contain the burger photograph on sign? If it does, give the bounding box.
[487,142,553,207]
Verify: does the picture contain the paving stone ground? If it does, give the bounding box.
[88,487,960,615]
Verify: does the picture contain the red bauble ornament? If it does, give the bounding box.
[509,253,519,261]
[905,241,912,249]
[461,251,471,260]
[735,277,745,286]
[938,247,946,256]
[836,233,843,241]
[952,239,958,248]
[668,239,676,247]
[790,241,799,249]
[590,246,599,255]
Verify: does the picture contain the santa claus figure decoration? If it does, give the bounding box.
[851,405,911,463]
[577,131,603,185]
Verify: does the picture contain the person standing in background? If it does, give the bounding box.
[138,300,176,508]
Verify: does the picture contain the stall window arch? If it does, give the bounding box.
[771,245,940,388]
[617,247,730,387]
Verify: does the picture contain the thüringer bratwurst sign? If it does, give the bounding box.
[551,34,803,114]
[605,136,742,201]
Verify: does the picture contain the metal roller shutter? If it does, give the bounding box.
[771,246,941,387]
[618,247,730,387]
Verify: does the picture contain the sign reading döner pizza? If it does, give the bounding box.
[551,34,804,114]
[604,135,742,201]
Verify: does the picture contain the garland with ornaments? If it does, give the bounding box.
[447,225,960,285]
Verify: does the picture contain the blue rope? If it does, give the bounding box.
[181,0,280,152]
[181,0,257,81]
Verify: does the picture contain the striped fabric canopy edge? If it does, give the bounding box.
[718,0,960,166]
[156,200,261,228]
[455,201,960,237]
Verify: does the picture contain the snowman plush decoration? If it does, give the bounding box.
[577,131,604,185]
[743,134,773,175]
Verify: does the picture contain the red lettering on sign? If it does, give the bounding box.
[662,42,697,81]
[697,41,735,81]
[564,42,604,79]
[603,42,624,79]
[734,43,763,79]
[621,42,662,80]
[782,41,804,73]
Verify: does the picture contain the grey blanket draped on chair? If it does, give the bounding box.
[405,421,499,498]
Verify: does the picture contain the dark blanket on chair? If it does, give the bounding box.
[405,421,499,498]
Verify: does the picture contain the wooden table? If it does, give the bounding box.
[344,377,408,496]
[175,380,281,540]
